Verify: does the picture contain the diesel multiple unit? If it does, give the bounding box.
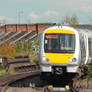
[39,25,92,79]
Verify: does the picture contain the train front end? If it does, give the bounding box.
[39,26,80,79]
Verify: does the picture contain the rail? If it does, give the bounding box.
[1,70,40,92]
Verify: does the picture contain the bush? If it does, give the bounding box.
[87,64,92,79]
[0,42,16,59]
[0,35,40,64]
[14,41,32,53]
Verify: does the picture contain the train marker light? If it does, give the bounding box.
[72,58,77,62]
[42,56,49,62]
[69,58,77,62]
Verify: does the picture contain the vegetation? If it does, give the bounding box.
[13,36,40,64]
[14,41,32,57]
[0,42,16,59]
[87,64,92,79]
[9,70,17,74]
[0,35,40,58]
[0,34,40,75]
[62,14,79,28]
[28,35,40,64]
[0,69,6,75]
[0,35,40,72]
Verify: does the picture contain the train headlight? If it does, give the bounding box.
[42,56,49,62]
[72,58,77,62]
[69,58,77,62]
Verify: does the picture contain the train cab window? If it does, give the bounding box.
[44,34,75,53]
[60,34,75,51]
[44,34,59,51]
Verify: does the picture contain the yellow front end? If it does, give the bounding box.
[44,28,75,64]
[45,53,74,64]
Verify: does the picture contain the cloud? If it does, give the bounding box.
[42,11,59,19]
[0,16,15,23]
[49,0,92,12]
[67,0,92,12]
[0,16,13,21]
[29,11,59,23]
[78,6,92,12]
[29,12,38,19]
[65,0,92,12]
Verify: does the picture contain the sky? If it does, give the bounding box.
[0,0,92,24]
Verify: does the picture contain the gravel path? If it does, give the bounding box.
[6,87,42,92]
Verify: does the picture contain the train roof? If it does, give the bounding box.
[77,28,92,37]
[41,25,92,36]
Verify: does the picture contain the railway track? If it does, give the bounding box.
[1,71,92,92]
[0,57,92,92]
[2,56,37,73]
[0,70,41,92]
[15,63,36,72]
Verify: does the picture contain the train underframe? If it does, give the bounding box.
[40,65,79,87]
[41,72,78,88]
[40,65,88,89]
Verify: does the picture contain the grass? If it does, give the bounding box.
[0,69,18,76]
[87,64,92,79]
[0,69,6,75]
[9,70,17,74]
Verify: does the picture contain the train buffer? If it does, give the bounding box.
[43,85,71,92]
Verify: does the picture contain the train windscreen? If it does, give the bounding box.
[44,34,75,53]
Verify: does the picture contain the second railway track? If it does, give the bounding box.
[1,70,43,92]
[2,56,38,73]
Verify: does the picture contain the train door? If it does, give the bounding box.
[88,37,92,64]
[80,34,87,64]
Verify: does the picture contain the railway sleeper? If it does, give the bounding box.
[14,65,36,72]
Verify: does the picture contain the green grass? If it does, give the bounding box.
[0,69,6,75]
[0,69,18,75]
[9,70,17,74]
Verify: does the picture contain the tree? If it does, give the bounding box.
[62,14,79,28]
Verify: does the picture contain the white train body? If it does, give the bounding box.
[39,25,92,77]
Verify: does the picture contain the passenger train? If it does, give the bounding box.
[39,25,92,80]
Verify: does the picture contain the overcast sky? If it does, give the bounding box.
[0,0,92,24]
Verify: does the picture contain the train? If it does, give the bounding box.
[39,25,92,80]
